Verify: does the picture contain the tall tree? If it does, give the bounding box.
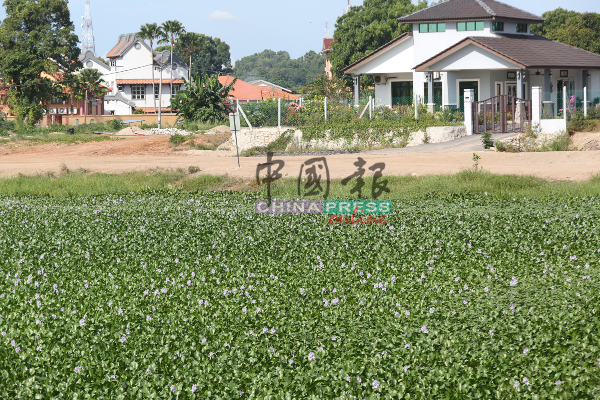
[532,9,600,55]
[65,69,108,124]
[172,34,232,76]
[158,20,185,96]
[0,0,81,124]
[329,0,427,77]
[139,23,161,113]
[179,32,202,80]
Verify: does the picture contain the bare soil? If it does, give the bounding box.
[1,132,600,181]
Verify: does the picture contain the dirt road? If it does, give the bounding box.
[1,134,600,181]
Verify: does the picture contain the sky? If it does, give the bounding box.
[1,0,599,64]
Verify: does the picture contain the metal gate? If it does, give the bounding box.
[473,95,531,133]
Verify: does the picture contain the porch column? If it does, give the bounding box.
[531,86,541,126]
[427,71,435,113]
[464,89,474,136]
[583,70,589,115]
[516,69,523,99]
[543,69,552,118]
[353,75,360,107]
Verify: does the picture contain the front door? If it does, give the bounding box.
[505,82,528,99]
[459,81,478,112]
[391,81,413,106]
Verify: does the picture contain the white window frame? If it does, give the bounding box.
[505,81,528,99]
[132,84,145,100]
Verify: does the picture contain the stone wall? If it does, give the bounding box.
[218,125,467,151]
[495,131,565,151]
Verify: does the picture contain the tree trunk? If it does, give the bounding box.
[189,54,192,81]
[151,40,157,114]
[170,37,174,101]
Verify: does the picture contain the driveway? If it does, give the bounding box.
[365,132,515,154]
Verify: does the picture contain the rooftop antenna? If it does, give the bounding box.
[325,22,330,38]
[81,0,96,55]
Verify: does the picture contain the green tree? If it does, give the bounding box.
[234,50,326,90]
[303,74,350,101]
[329,0,427,77]
[179,32,202,80]
[532,9,600,55]
[139,23,161,113]
[169,34,232,76]
[170,73,235,123]
[65,69,108,124]
[0,0,81,125]
[158,20,186,95]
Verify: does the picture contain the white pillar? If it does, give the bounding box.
[563,85,567,121]
[278,98,281,129]
[584,86,588,118]
[324,97,327,121]
[414,94,419,119]
[353,76,360,107]
[531,86,541,125]
[464,89,474,135]
[517,69,524,99]
[368,95,372,119]
[427,71,435,113]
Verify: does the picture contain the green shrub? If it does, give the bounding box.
[494,141,506,152]
[538,133,570,152]
[169,134,187,146]
[132,109,145,115]
[481,131,494,149]
[188,165,200,174]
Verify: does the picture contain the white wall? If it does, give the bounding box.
[374,73,414,106]
[427,43,518,71]
[412,21,497,66]
[351,37,414,74]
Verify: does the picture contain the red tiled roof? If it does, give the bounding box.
[321,38,335,54]
[116,79,184,84]
[107,35,137,58]
[218,76,301,101]
[398,0,543,23]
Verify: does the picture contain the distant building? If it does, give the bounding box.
[248,79,293,93]
[81,33,189,115]
[219,76,301,103]
[320,38,335,78]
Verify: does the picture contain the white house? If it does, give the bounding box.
[81,33,189,115]
[344,0,600,117]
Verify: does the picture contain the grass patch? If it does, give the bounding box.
[1,169,600,200]
[7,134,118,145]
[538,132,571,152]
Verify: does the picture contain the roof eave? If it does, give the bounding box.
[343,32,412,74]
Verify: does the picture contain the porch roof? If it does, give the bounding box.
[414,34,600,72]
[343,32,412,74]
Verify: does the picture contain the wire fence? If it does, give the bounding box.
[541,89,600,120]
[237,95,465,128]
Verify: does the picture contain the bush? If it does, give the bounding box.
[494,141,506,152]
[538,133,570,152]
[481,131,494,149]
[169,134,187,146]
[188,165,200,174]
[132,109,145,115]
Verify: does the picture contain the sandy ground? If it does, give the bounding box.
[1,132,600,181]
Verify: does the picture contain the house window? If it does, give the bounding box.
[516,23,528,33]
[419,23,446,33]
[110,60,116,67]
[132,84,145,99]
[457,21,484,31]
[155,85,159,99]
[391,81,413,106]
[171,85,181,95]
[492,22,504,32]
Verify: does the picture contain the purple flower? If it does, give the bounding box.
[120,336,127,343]
[555,380,561,385]
[421,325,429,334]
[288,359,293,365]
[118,308,123,315]
[356,376,362,383]
[405,343,410,349]
[15,347,20,353]
[170,385,176,392]
[308,352,315,361]
[242,307,247,314]
[146,315,152,322]
[405,310,410,316]
[522,377,530,386]
[36,346,42,351]
[372,380,380,389]
[404,365,409,372]
[514,380,519,388]
[74,366,82,373]
[484,287,489,292]
[270,328,275,334]
[523,348,529,355]
[192,384,197,392]
[79,319,86,326]
[429,308,434,313]
[202,337,207,343]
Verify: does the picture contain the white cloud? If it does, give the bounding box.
[209,11,240,22]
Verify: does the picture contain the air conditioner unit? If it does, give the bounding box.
[373,75,386,85]
[48,108,57,115]
[58,107,68,115]
[68,107,78,115]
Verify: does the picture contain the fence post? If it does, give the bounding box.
[414,95,419,119]
[584,86,587,118]
[278,98,281,129]
[531,86,541,126]
[324,97,327,121]
[464,89,474,135]
[368,96,372,119]
[237,99,252,129]
[563,85,567,121]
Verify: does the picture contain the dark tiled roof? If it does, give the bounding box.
[415,33,600,71]
[343,32,412,74]
[398,0,543,23]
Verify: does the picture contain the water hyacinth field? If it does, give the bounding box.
[0,192,599,399]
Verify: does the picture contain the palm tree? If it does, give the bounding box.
[65,69,108,124]
[158,20,185,98]
[138,23,160,113]
[179,32,202,81]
